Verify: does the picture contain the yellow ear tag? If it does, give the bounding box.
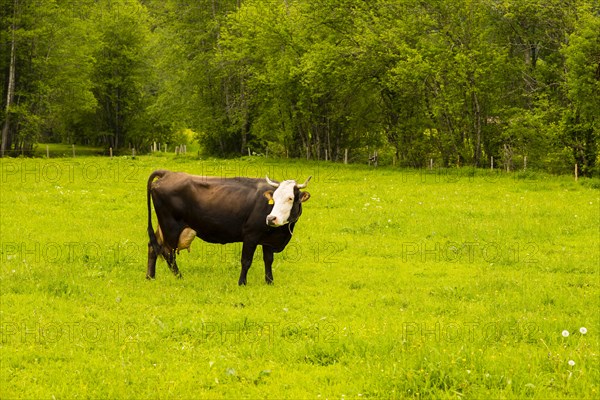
[268,199,274,205]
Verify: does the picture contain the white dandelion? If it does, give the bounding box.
[562,330,570,337]
[568,360,575,366]
[579,327,587,335]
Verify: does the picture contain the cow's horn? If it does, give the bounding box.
[297,176,312,189]
[266,176,280,188]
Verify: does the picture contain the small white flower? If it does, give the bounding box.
[568,360,575,366]
[562,330,570,337]
[579,327,587,335]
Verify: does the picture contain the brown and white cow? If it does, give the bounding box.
[146,170,311,285]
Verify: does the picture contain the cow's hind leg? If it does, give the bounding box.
[147,226,165,279]
[146,242,158,279]
[165,249,182,278]
[165,227,195,279]
[148,224,183,279]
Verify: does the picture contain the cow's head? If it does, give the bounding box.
[264,176,311,227]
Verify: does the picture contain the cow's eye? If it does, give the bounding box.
[288,196,294,202]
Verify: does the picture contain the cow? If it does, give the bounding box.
[146,170,311,285]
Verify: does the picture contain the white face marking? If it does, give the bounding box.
[266,180,296,227]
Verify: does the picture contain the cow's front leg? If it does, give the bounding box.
[262,246,274,284]
[239,242,257,285]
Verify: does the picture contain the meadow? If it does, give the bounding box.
[1,155,598,398]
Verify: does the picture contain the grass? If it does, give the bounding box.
[33,142,202,158]
[33,142,109,157]
[1,155,599,398]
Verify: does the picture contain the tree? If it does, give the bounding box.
[562,5,600,176]
[1,0,596,174]
[143,0,240,155]
[91,0,152,150]
[490,0,583,171]
[0,0,17,156]
[0,0,98,155]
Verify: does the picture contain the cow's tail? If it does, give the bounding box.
[147,170,168,257]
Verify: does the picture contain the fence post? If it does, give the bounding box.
[575,164,578,182]
[72,144,75,157]
[46,145,49,158]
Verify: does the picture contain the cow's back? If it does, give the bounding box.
[151,173,269,244]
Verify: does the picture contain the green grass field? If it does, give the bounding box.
[1,155,598,398]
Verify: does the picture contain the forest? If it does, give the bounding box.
[1,0,599,175]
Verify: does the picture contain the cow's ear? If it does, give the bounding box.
[264,191,274,205]
[300,191,310,203]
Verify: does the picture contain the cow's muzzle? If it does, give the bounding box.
[266,215,286,227]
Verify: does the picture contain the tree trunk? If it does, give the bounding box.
[471,81,482,167]
[1,0,17,157]
[115,87,120,149]
[239,80,247,154]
